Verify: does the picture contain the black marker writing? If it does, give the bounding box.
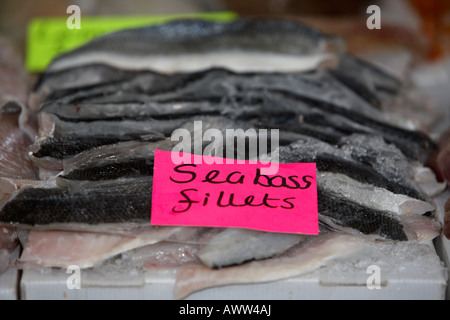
[253,169,313,189]
[172,189,199,213]
[170,164,197,183]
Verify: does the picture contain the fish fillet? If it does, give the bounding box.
[122,241,201,269]
[174,232,367,299]
[317,172,434,215]
[46,19,344,73]
[19,227,181,269]
[196,228,305,268]
[0,177,153,229]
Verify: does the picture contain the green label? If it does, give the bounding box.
[26,11,238,73]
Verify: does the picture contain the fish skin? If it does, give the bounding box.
[40,68,383,122]
[29,134,165,160]
[35,66,434,163]
[0,177,153,227]
[0,177,58,208]
[39,68,209,107]
[271,88,436,162]
[28,136,172,181]
[61,139,175,175]
[58,156,435,241]
[329,54,402,109]
[36,109,428,198]
[275,139,425,200]
[39,101,227,122]
[174,232,367,299]
[46,19,344,73]
[39,112,255,140]
[0,172,413,241]
[39,112,184,138]
[317,188,408,241]
[316,154,423,200]
[34,64,143,101]
[196,228,305,268]
[35,79,426,199]
[11,119,430,241]
[19,131,430,241]
[337,134,417,188]
[146,69,383,120]
[63,159,154,181]
[317,172,435,216]
[254,104,423,198]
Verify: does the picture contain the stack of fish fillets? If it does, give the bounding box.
[0,19,446,299]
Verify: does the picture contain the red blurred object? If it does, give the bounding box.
[409,0,450,60]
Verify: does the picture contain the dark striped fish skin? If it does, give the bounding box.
[41,70,204,106]
[39,101,227,122]
[0,178,152,226]
[56,131,423,201]
[37,67,435,163]
[0,174,408,241]
[46,19,344,73]
[29,134,164,160]
[34,64,143,100]
[268,89,436,162]
[62,159,154,181]
[315,154,424,201]
[40,109,424,201]
[41,68,382,121]
[317,188,408,241]
[329,54,402,109]
[275,135,425,201]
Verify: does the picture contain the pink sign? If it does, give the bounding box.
[151,150,319,234]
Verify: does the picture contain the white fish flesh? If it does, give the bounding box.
[19,227,182,269]
[196,228,305,268]
[174,232,367,299]
[45,19,344,74]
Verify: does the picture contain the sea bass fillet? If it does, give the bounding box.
[36,67,435,163]
[174,232,367,299]
[317,172,434,216]
[19,227,180,269]
[196,228,305,268]
[3,18,439,248]
[0,177,152,230]
[45,19,344,74]
[2,138,437,241]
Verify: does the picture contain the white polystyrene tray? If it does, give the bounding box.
[20,238,447,300]
[19,264,446,300]
[0,268,18,300]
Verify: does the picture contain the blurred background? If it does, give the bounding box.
[1,0,449,61]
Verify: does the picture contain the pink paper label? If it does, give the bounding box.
[151,150,319,234]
